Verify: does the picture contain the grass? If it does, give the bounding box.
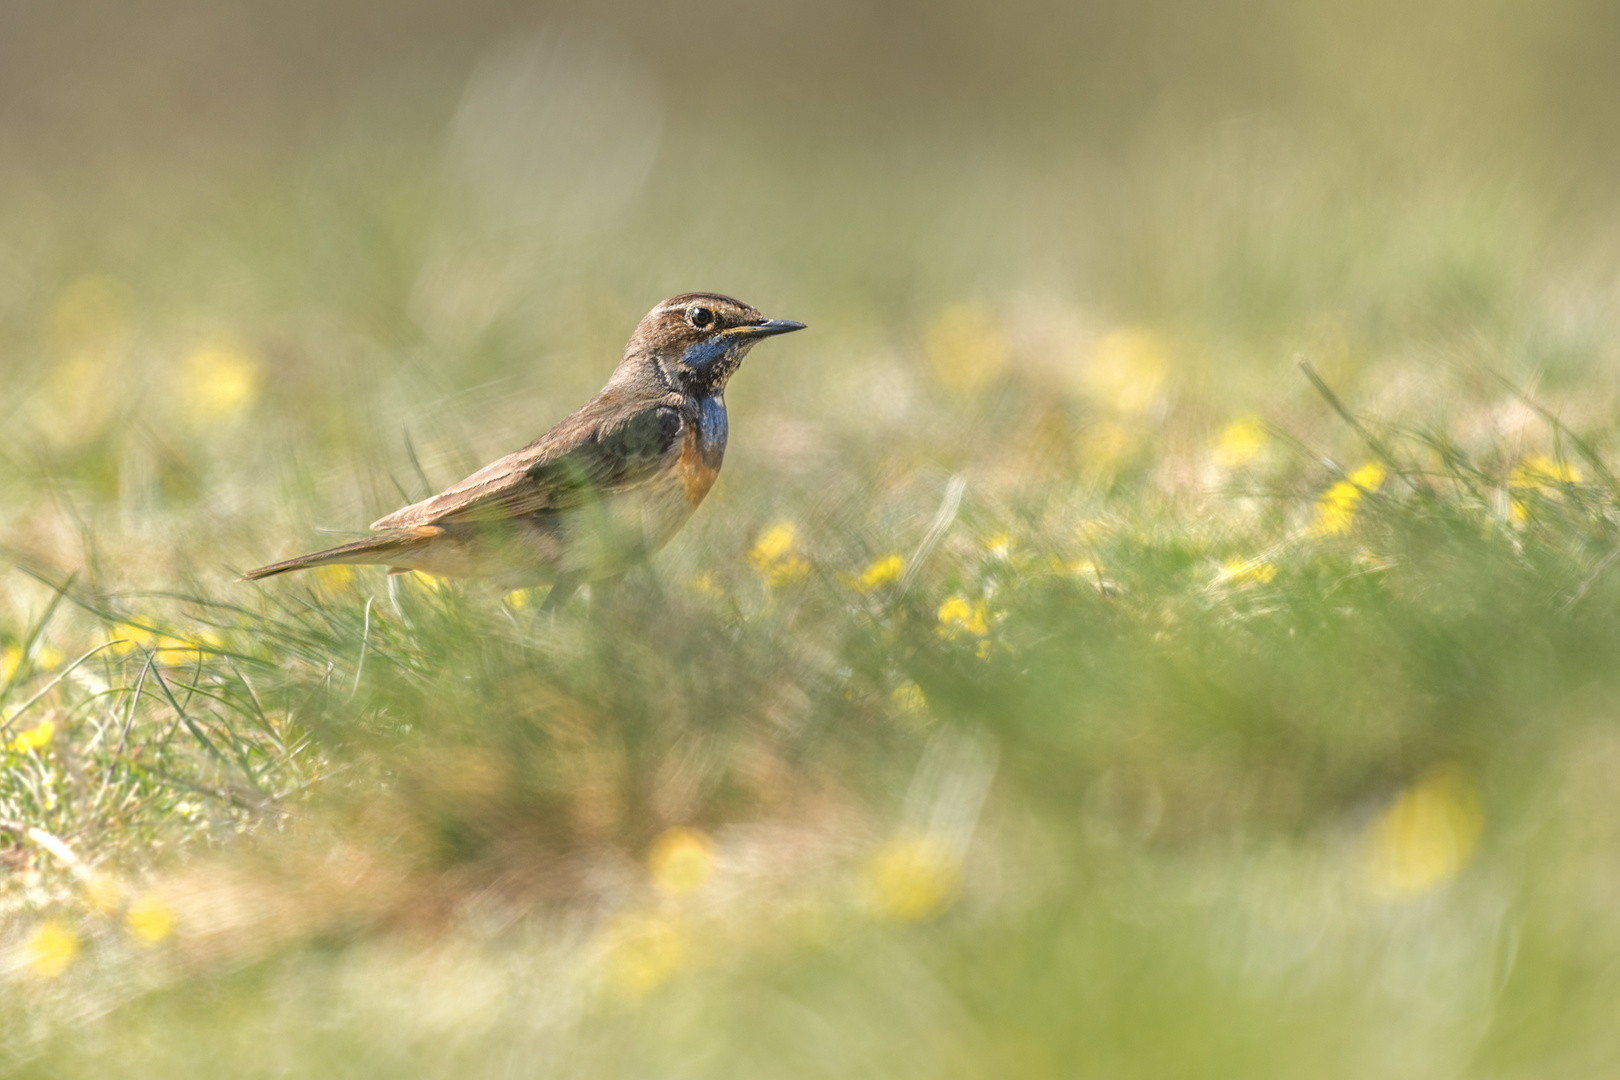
[6,46,1620,1076]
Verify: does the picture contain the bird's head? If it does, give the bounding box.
[620,292,805,397]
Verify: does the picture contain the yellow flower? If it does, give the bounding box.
[1311,484,1360,535]
[179,342,260,421]
[24,921,78,977]
[107,623,198,656]
[891,682,928,715]
[936,596,989,638]
[749,523,795,564]
[190,628,227,650]
[647,828,714,896]
[313,564,356,592]
[982,534,1013,560]
[125,894,176,944]
[688,571,725,599]
[853,554,905,592]
[0,644,62,682]
[1221,558,1277,585]
[1508,454,1581,523]
[1509,453,1579,488]
[1349,462,1386,489]
[1364,764,1483,899]
[108,622,159,655]
[747,522,810,587]
[1214,417,1266,469]
[1081,328,1169,414]
[10,720,54,753]
[863,835,961,921]
[597,912,688,1000]
[1309,462,1386,536]
[924,303,1011,392]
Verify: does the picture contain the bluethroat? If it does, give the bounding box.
[242,293,805,606]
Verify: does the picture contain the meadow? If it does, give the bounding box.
[5,2,1620,1076]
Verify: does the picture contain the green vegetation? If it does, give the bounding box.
[5,1,1620,1075]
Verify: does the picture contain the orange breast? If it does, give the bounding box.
[677,427,721,505]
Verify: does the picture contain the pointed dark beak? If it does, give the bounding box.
[736,318,807,339]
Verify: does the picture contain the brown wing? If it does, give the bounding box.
[371,395,685,530]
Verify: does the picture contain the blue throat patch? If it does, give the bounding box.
[679,336,746,397]
[696,394,728,460]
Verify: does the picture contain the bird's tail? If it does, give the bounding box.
[239,529,437,581]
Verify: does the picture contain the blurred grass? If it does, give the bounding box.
[6,0,1620,1076]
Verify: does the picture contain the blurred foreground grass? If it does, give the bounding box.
[8,4,1620,1075]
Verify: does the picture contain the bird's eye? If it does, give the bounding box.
[688,306,714,330]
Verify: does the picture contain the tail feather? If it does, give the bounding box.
[240,530,434,581]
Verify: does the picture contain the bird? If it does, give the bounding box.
[241,292,805,608]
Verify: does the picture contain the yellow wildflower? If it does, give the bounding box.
[0,644,61,681]
[853,554,905,592]
[1364,764,1483,899]
[107,623,202,656]
[647,828,714,896]
[937,596,992,656]
[1510,453,1579,488]
[125,894,176,944]
[1311,484,1360,535]
[10,720,54,753]
[313,564,356,592]
[863,835,961,921]
[983,534,1013,560]
[1310,462,1386,536]
[688,571,725,599]
[23,921,78,977]
[1508,454,1581,523]
[108,623,159,655]
[936,596,989,638]
[749,523,795,563]
[891,682,928,715]
[1214,417,1266,469]
[1081,328,1168,414]
[923,303,1011,393]
[189,629,227,651]
[179,342,260,421]
[1221,558,1277,585]
[747,522,810,587]
[1349,462,1386,489]
[598,912,688,999]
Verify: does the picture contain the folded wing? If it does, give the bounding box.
[371,397,685,530]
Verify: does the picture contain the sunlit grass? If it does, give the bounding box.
[6,90,1620,1079]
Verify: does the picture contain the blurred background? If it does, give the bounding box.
[4,1,1620,1076]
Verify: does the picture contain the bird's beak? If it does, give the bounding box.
[732,318,807,339]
